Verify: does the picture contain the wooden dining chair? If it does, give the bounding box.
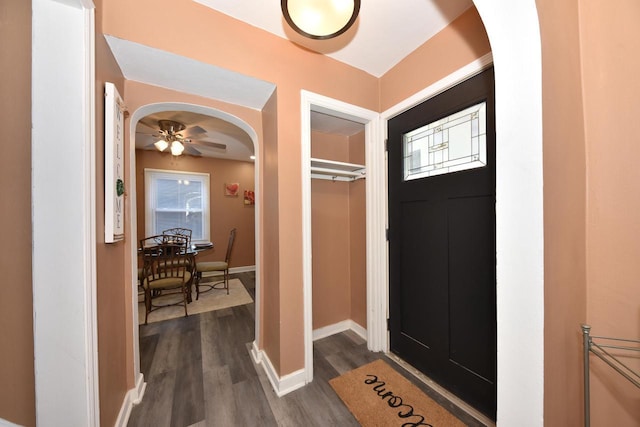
[194,228,236,299]
[162,227,193,248]
[139,235,192,324]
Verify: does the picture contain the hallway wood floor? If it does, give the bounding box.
[128,272,489,426]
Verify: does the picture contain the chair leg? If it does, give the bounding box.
[225,268,229,294]
[195,271,202,300]
[182,285,189,318]
[144,287,151,325]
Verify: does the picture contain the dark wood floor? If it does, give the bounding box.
[128,272,488,426]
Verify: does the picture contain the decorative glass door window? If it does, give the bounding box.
[403,101,486,181]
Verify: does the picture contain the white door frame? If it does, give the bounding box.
[471,1,544,424]
[32,0,99,425]
[300,91,383,384]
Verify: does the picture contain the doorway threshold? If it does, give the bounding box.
[386,353,496,427]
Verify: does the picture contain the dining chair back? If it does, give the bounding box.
[139,234,192,324]
[162,227,193,248]
[194,228,236,299]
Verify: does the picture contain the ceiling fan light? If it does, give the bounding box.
[154,139,169,152]
[170,141,185,156]
[281,0,360,40]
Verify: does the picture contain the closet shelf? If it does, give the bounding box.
[311,158,366,182]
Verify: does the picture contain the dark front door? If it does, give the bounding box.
[388,67,496,419]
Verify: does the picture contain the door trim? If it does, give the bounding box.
[32,0,99,424]
[300,91,383,384]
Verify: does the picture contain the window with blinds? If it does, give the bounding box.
[144,169,210,241]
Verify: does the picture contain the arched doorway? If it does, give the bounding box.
[470,1,544,423]
[127,102,263,386]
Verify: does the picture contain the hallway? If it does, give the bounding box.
[128,273,488,426]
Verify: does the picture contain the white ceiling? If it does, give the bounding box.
[109,1,473,159]
[194,0,473,78]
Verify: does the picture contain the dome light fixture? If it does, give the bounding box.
[281,0,360,40]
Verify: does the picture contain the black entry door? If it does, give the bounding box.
[388,68,496,419]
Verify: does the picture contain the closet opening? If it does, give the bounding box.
[300,91,383,384]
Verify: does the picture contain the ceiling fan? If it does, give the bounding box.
[136,118,227,157]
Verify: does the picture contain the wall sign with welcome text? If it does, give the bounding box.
[105,82,125,243]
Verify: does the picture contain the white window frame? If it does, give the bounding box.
[144,168,210,242]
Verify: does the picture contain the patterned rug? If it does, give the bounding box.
[138,278,253,324]
[330,359,465,427]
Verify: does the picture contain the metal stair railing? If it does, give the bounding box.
[581,324,640,427]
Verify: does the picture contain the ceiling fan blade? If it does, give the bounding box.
[183,145,202,156]
[136,131,160,138]
[181,125,207,138]
[190,139,227,151]
[138,117,159,132]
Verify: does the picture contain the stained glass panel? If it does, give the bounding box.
[403,102,486,181]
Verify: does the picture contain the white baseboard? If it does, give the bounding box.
[251,342,307,397]
[313,319,367,342]
[0,418,21,427]
[115,373,146,427]
[250,320,365,399]
[250,340,262,364]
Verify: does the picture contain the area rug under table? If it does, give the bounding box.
[138,278,253,324]
[330,359,465,427]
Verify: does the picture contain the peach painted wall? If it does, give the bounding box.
[260,92,281,368]
[579,0,640,425]
[135,151,256,268]
[311,132,351,329]
[379,7,491,112]
[311,131,366,330]
[349,131,367,328]
[95,2,130,423]
[0,0,35,425]
[536,0,589,424]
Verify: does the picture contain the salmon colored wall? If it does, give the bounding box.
[124,81,264,138]
[349,131,367,328]
[535,0,589,424]
[135,151,256,268]
[312,179,351,328]
[311,132,352,329]
[310,130,367,330]
[0,0,35,425]
[579,0,640,425]
[379,7,491,112]
[95,2,130,423]
[260,92,281,368]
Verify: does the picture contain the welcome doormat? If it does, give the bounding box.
[139,278,253,324]
[330,359,465,427]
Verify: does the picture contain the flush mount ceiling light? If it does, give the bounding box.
[281,0,361,40]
